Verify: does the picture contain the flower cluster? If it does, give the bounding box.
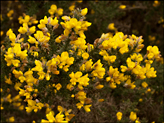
[48,4,63,17]
[1,3,163,123]
[18,14,38,26]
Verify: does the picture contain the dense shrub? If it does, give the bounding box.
[1,1,163,123]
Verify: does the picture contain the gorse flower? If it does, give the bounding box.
[91,59,105,79]
[7,10,14,18]
[69,71,89,90]
[116,112,122,121]
[48,4,63,17]
[129,111,137,121]
[5,76,12,85]
[141,82,148,88]
[81,8,88,16]
[82,52,89,60]
[18,23,36,35]
[69,3,75,11]
[95,84,104,89]
[107,23,116,30]
[147,46,160,60]
[7,116,15,122]
[84,104,92,112]
[18,14,38,25]
[153,0,160,7]
[119,5,126,9]
[48,4,57,16]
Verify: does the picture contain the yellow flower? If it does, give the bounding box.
[146,88,151,92]
[5,76,12,85]
[129,112,137,121]
[49,17,58,26]
[29,26,36,34]
[116,112,122,121]
[6,28,13,36]
[81,8,88,16]
[109,55,116,63]
[148,35,156,41]
[28,36,38,44]
[126,58,135,70]
[84,59,93,71]
[55,83,62,90]
[50,4,57,12]
[32,60,43,72]
[38,23,46,29]
[57,8,63,16]
[18,76,26,83]
[46,111,56,122]
[38,71,46,80]
[41,119,49,123]
[66,57,74,65]
[36,102,44,110]
[119,5,126,9]
[14,82,22,91]
[66,84,74,91]
[110,82,116,89]
[48,4,57,15]
[42,16,48,24]
[106,76,111,82]
[95,84,104,89]
[98,99,104,102]
[6,94,12,103]
[46,73,51,81]
[9,32,16,42]
[8,116,15,122]
[55,36,62,43]
[13,43,21,56]
[147,46,160,59]
[69,4,75,11]
[19,88,25,96]
[82,52,89,60]
[1,31,3,36]
[33,51,39,57]
[84,104,92,112]
[135,118,141,123]
[139,98,143,102]
[60,51,69,62]
[57,105,63,112]
[7,10,14,17]
[153,0,160,7]
[19,105,24,110]
[124,79,136,89]
[76,102,84,109]
[23,15,30,23]
[91,59,105,79]
[141,82,148,88]
[11,59,20,67]
[145,63,157,78]
[55,112,66,122]
[120,65,127,72]
[108,23,116,30]
[18,23,28,34]
[1,106,4,110]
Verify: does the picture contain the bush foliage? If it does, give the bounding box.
[1,1,164,123]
